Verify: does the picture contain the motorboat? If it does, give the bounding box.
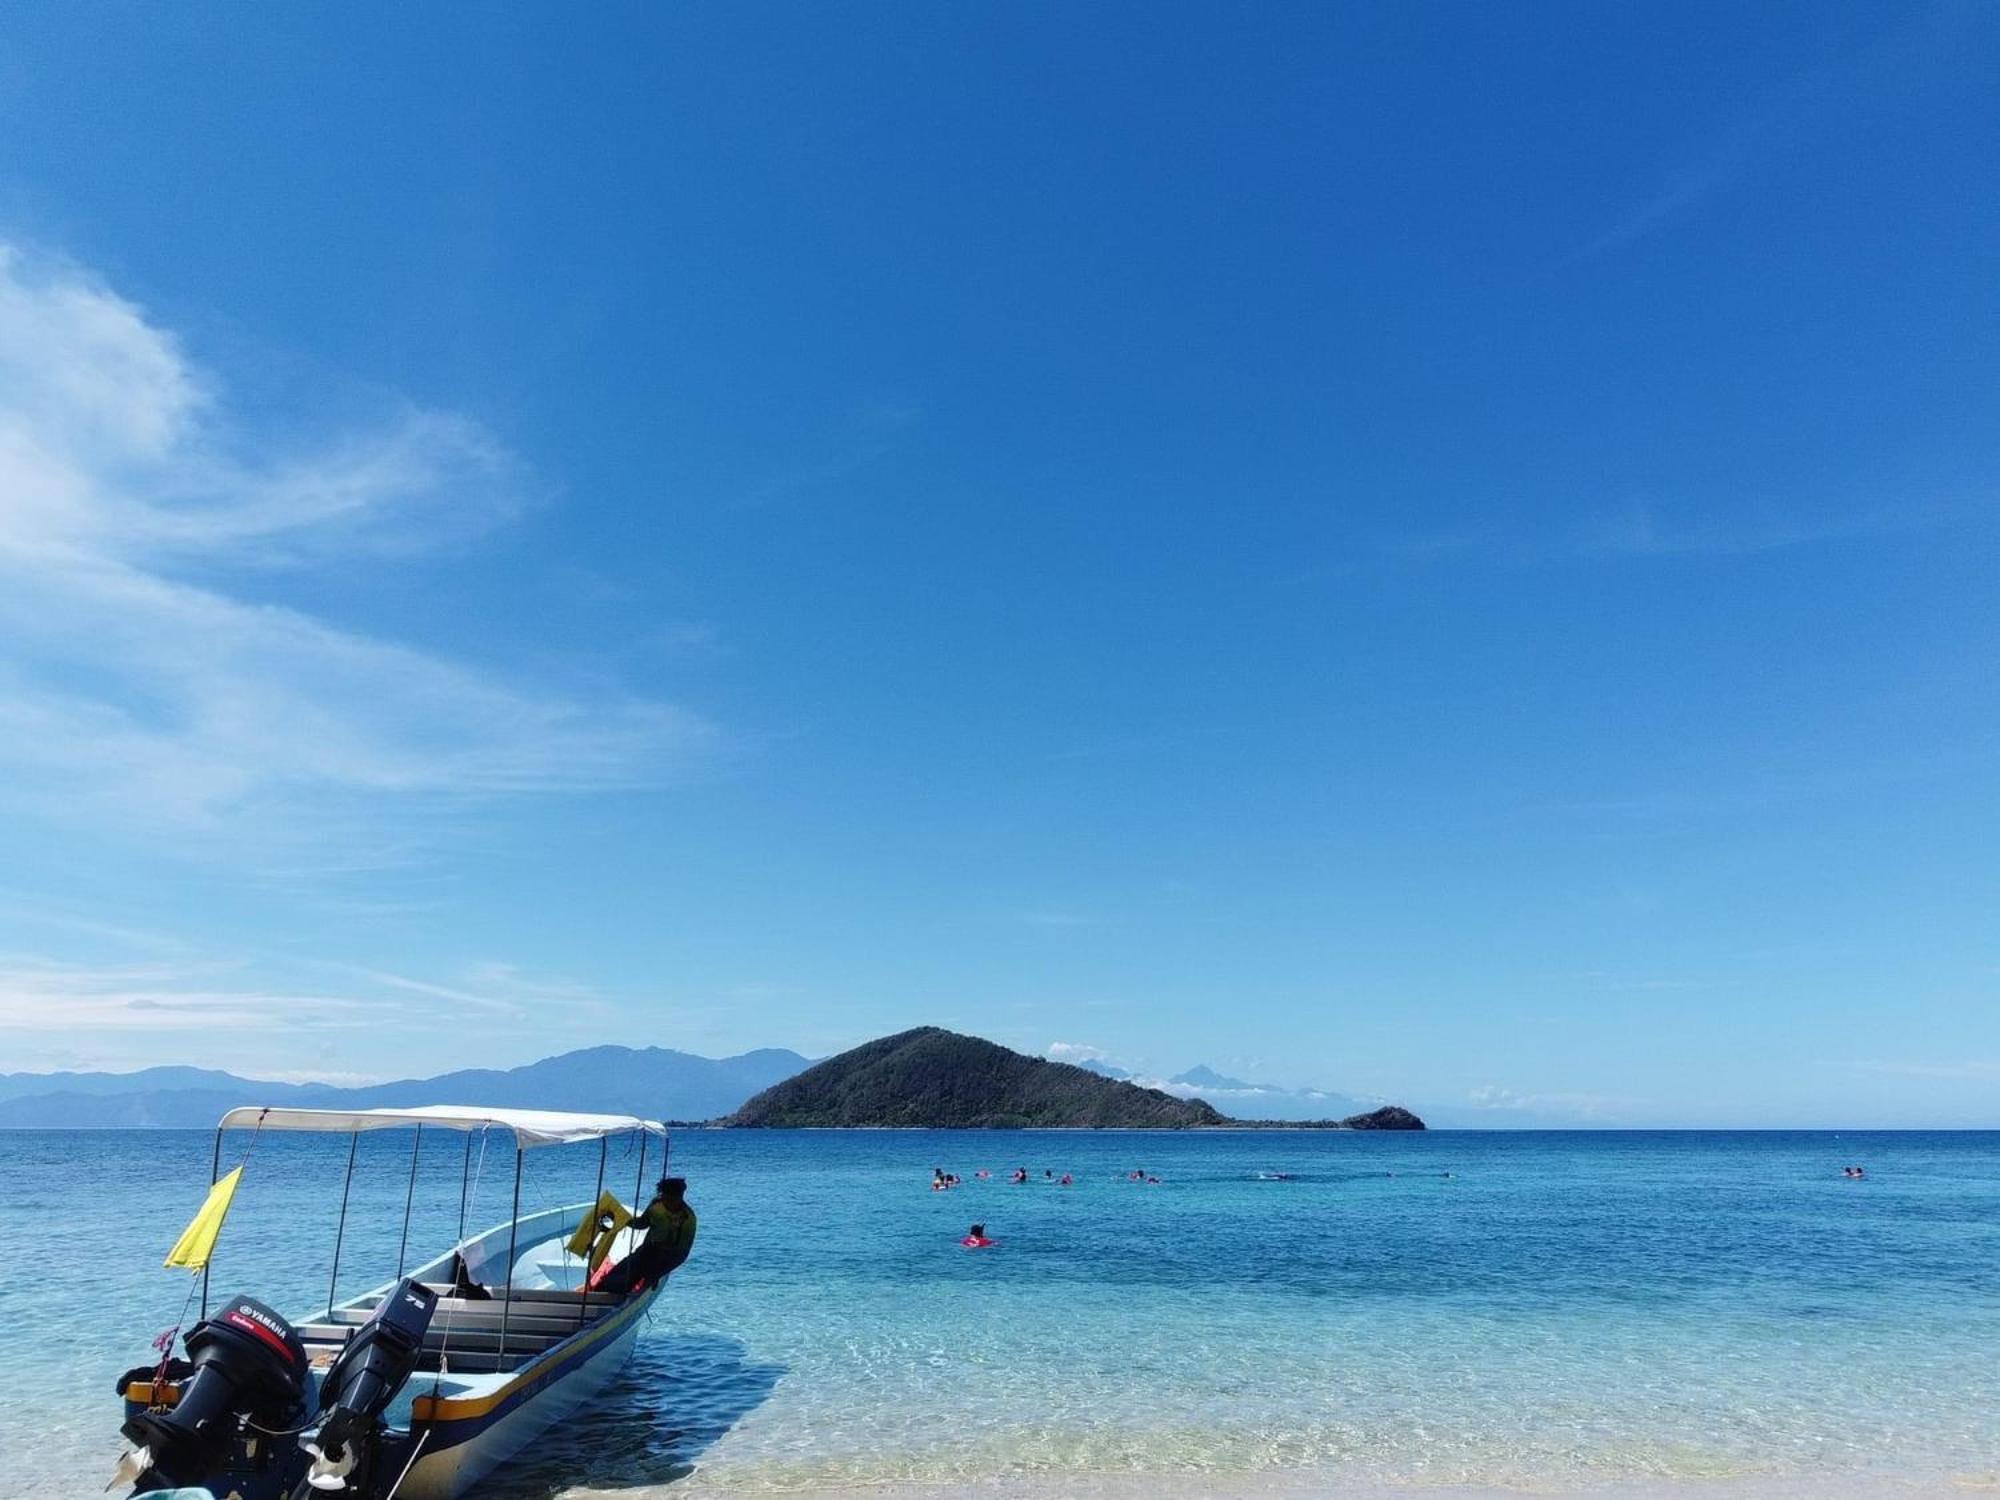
[112,1105,676,1500]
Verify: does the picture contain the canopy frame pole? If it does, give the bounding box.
[201,1125,223,1318]
[395,1124,423,1281]
[578,1136,608,1331]
[327,1130,359,1319]
[457,1131,473,1242]
[632,1130,648,1221]
[499,1147,523,1364]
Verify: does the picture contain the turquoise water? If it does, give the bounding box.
[2,1129,1997,1496]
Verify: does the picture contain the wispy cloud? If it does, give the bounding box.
[0,894,196,954]
[1572,499,1951,560]
[1468,1084,1647,1119]
[1845,1059,2000,1082]
[1565,16,1950,263]
[0,244,715,856]
[1375,496,1956,571]
[0,956,383,1035]
[0,949,607,1071]
[735,399,921,509]
[344,961,610,1021]
[1010,908,1096,929]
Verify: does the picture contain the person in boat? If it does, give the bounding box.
[599,1176,697,1295]
[961,1223,995,1248]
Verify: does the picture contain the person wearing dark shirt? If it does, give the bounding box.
[599,1176,696,1295]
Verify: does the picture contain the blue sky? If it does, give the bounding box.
[0,3,1994,1124]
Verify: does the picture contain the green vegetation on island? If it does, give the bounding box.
[723,1027,1424,1129]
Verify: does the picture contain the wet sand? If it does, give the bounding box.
[568,1469,2000,1499]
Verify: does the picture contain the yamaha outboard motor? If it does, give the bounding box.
[300,1278,436,1493]
[120,1296,310,1489]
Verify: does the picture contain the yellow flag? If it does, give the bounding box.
[164,1166,242,1270]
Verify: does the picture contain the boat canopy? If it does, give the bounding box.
[215,1104,667,1149]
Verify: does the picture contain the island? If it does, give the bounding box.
[723,1027,1425,1129]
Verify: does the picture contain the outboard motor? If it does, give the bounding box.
[120,1296,310,1489]
[300,1278,436,1493]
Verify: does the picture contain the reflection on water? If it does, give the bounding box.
[482,1334,783,1497]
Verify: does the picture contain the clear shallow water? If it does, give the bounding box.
[1,1129,1996,1497]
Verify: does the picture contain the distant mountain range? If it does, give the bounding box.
[0,1045,810,1128]
[730,1028,1423,1129]
[0,1034,1445,1131]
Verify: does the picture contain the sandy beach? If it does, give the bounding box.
[576,1471,2000,1500]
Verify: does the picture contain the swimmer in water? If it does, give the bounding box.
[1011,1167,1028,1184]
[1060,1172,1073,1186]
[961,1223,995,1249]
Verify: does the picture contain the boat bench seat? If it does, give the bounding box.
[330,1298,611,1331]
[299,1291,620,1364]
[297,1319,576,1357]
[359,1283,623,1308]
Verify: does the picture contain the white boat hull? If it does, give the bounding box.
[395,1281,658,1499]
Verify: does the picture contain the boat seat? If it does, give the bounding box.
[328,1299,610,1332]
[490,1285,623,1306]
[359,1283,621,1309]
[296,1320,574,1356]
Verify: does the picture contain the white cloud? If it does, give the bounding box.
[345,961,609,1021]
[0,956,382,1035]
[1045,1041,1108,1063]
[1010,908,1095,928]
[1851,1059,2000,1081]
[0,244,714,849]
[0,950,603,1071]
[1468,1084,1644,1118]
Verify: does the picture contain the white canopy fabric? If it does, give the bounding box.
[215,1104,666,1149]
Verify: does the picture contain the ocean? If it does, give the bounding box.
[0,1128,1995,1498]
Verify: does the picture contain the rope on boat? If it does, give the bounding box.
[382,1427,430,1500]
